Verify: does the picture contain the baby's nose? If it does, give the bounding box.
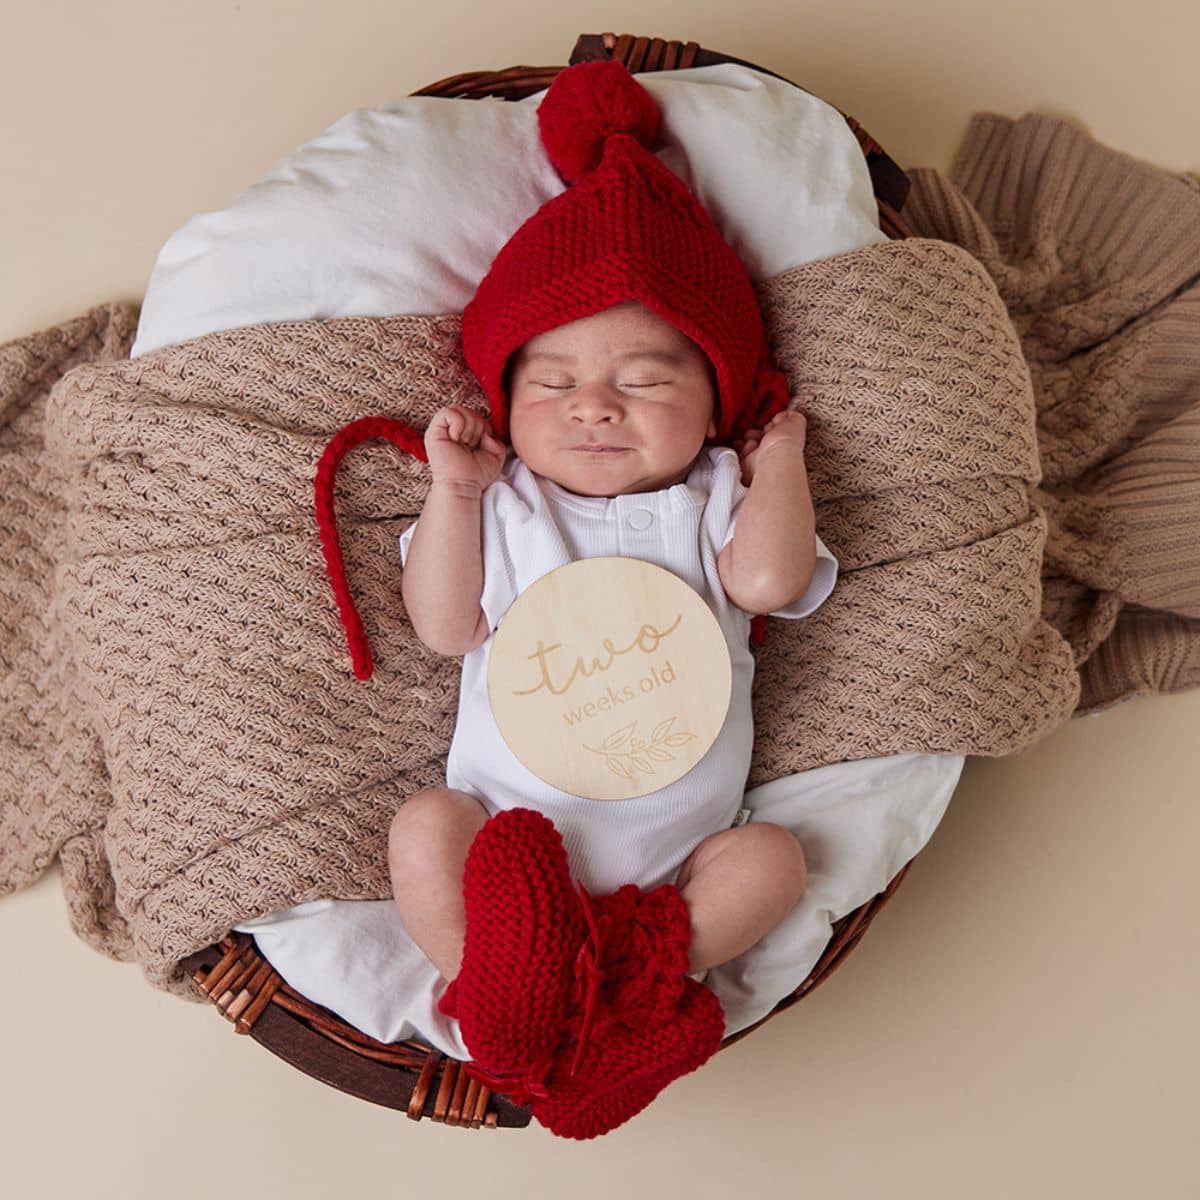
[570,386,624,419]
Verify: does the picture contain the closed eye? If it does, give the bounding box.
[534,382,668,390]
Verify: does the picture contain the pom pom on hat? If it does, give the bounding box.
[537,59,662,183]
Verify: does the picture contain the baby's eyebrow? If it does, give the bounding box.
[519,349,687,366]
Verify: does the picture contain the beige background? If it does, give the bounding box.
[2,2,1198,1196]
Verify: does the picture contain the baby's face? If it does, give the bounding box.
[505,300,718,496]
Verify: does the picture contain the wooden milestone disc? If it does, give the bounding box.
[487,557,732,801]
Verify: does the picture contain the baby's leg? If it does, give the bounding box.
[388,787,490,982]
[673,822,808,975]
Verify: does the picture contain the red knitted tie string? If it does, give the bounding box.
[461,1049,558,1107]
[313,415,427,681]
[566,882,671,1074]
[569,881,613,1077]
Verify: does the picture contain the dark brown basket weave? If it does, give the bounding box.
[182,30,916,1131]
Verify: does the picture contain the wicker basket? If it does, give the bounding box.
[181,30,916,1131]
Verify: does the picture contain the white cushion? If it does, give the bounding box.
[237,752,961,1047]
[130,62,886,357]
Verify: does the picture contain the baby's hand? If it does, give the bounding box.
[732,410,807,485]
[425,405,507,492]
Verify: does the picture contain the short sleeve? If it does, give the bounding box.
[398,518,418,568]
[477,492,519,633]
[398,492,519,637]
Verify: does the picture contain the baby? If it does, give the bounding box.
[390,298,822,989]
[316,58,840,1137]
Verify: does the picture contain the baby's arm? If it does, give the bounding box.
[401,405,505,656]
[718,411,817,614]
[401,480,490,655]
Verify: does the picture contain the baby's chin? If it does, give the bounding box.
[529,453,700,497]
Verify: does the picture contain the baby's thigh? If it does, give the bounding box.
[674,820,806,892]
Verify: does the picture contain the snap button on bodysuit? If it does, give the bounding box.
[627,509,654,530]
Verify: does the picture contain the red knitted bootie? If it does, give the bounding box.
[436,807,587,1092]
[437,819,725,1131]
[528,881,726,1138]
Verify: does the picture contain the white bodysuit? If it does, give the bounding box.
[398,444,837,897]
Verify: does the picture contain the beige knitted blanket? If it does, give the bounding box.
[2,113,1198,998]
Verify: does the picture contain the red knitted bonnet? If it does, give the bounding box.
[315,59,791,679]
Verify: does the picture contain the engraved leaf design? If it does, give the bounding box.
[650,717,677,743]
[606,756,635,781]
[663,732,695,747]
[646,747,672,763]
[601,722,636,753]
[631,755,654,773]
